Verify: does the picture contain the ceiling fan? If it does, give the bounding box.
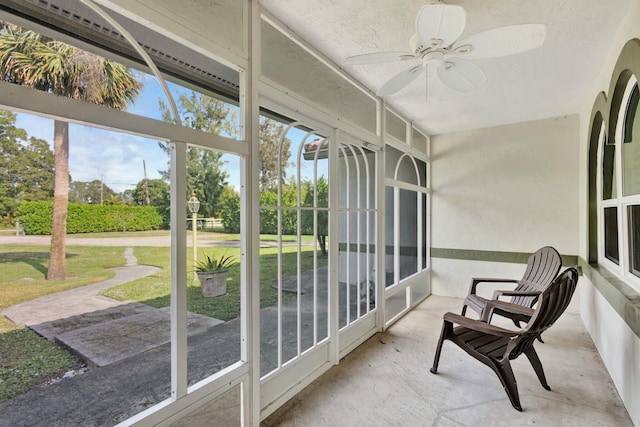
[343,2,546,99]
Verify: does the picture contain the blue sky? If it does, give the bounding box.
[14,71,324,195]
[16,73,174,193]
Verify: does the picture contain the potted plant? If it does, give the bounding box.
[194,251,237,297]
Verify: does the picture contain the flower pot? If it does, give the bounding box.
[197,269,229,297]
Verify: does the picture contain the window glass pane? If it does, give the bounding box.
[602,142,617,200]
[422,193,429,271]
[384,186,395,286]
[411,277,429,305]
[6,112,172,422]
[416,159,427,188]
[187,146,242,385]
[258,115,329,377]
[623,85,640,196]
[385,145,402,179]
[413,128,428,156]
[385,145,419,185]
[385,288,407,321]
[171,384,241,426]
[399,189,418,281]
[386,110,406,143]
[604,206,619,264]
[337,143,376,328]
[628,205,640,278]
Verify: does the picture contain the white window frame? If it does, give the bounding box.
[598,74,640,292]
[382,139,431,327]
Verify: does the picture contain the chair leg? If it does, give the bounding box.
[430,320,451,374]
[536,334,545,343]
[494,360,522,411]
[524,347,550,390]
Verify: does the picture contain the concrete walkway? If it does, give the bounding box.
[3,248,161,336]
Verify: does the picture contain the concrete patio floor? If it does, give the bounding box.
[254,295,632,427]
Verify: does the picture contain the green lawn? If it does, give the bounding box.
[0,328,80,402]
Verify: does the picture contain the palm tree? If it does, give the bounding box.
[0,23,142,280]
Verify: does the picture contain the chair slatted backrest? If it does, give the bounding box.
[508,268,578,359]
[512,246,562,307]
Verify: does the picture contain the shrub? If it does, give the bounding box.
[220,192,240,234]
[16,201,163,234]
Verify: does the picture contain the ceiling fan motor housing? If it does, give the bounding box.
[410,33,446,54]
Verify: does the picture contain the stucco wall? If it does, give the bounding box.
[430,114,580,302]
[578,0,640,425]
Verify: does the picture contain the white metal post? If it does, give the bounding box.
[377,103,386,330]
[243,1,261,424]
[170,141,188,400]
[328,127,340,364]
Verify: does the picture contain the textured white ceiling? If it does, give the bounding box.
[260,0,632,135]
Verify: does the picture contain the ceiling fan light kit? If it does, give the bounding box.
[343,3,546,100]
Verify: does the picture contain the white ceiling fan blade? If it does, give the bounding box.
[437,58,486,92]
[377,65,424,97]
[416,4,466,48]
[344,51,416,66]
[452,24,546,59]
[425,66,429,103]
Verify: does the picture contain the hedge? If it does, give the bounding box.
[17,201,164,235]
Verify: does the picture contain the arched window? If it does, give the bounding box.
[624,83,640,277]
[598,74,640,287]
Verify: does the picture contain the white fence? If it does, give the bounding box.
[186,217,223,229]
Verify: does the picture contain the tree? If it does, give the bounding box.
[259,116,292,191]
[0,109,54,221]
[0,23,142,280]
[69,179,115,204]
[302,176,329,256]
[132,178,170,227]
[132,178,169,207]
[159,91,236,218]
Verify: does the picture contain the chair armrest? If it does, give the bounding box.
[468,277,518,295]
[491,290,542,300]
[481,300,535,322]
[443,312,520,338]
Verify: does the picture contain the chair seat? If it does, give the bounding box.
[455,327,511,359]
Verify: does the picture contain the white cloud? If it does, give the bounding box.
[69,124,168,193]
[13,113,168,193]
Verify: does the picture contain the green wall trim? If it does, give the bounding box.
[579,257,640,340]
[430,247,578,267]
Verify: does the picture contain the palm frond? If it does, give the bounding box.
[0,22,142,108]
